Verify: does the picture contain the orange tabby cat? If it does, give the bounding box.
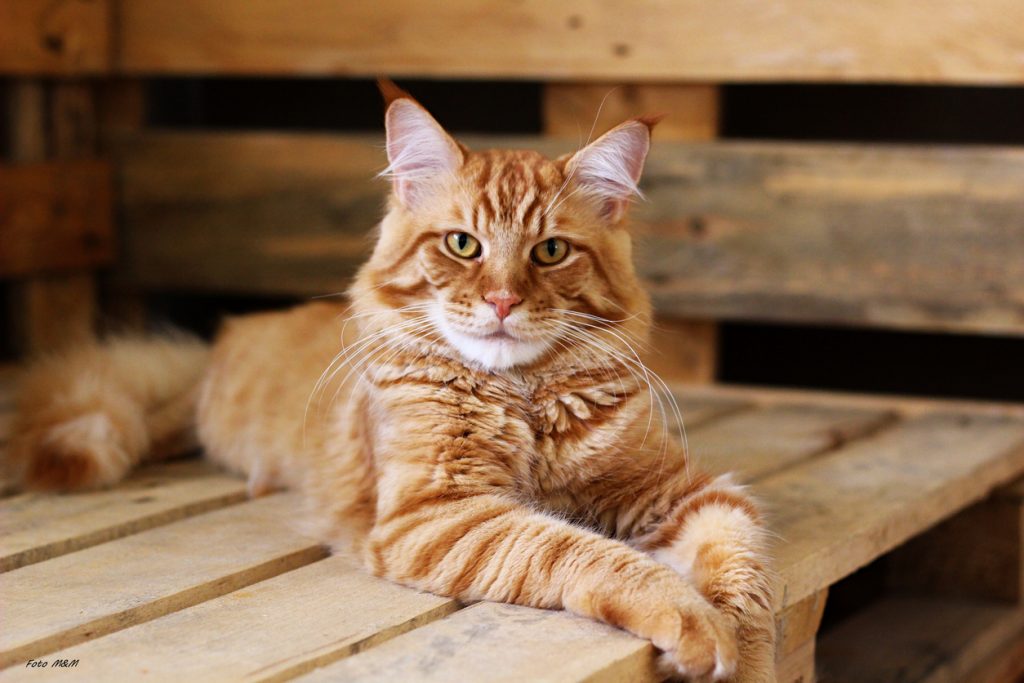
[6,84,774,681]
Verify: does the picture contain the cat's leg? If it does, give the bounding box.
[367,488,738,681]
[623,471,776,683]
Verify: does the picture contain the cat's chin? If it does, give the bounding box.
[434,321,551,371]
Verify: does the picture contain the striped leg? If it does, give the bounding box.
[629,474,777,682]
[367,491,739,681]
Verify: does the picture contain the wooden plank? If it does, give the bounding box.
[544,83,719,142]
[763,413,1024,610]
[0,494,326,669]
[0,1,110,75]
[5,555,458,683]
[8,274,97,352]
[300,591,828,683]
[116,133,381,296]
[963,633,1024,683]
[775,590,828,683]
[817,597,1024,683]
[675,382,1024,422]
[886,490,1024,603]
[546,82,722,385]
[675,395,751,430]
[297,601,658,683]
[117,1,1024,84]
[0,161,115,277]
[116,132,1024,336]
[689,404,895,482]
[0,460,248,572]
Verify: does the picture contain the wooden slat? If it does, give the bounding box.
[117,1,1024,84]
[0,161,115,277]
[0,494,325,669]
[117,132,1024,336]
[763,413,1024,610]
[817,597,1024,683]
[674,395,751,430]
[886,487,1024,603]
[546,83,723,385]
[0,1,110,75]
[297,601,657,683]
[676,382,1024,422]
[0,460,248,572]
[689,403,895,482]
[6,555,457,683]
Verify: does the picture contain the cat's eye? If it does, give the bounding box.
[445,232,482,259]
[531,238,570,265]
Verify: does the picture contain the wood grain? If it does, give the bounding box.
[816,597,1024,683]
[688,404,895,482]
[0,460,247,572]
[0,494,326,669]
[5,555,458,683]
[297,601,658,683]
[116,132,1024,336]
[762,413,1024,610]
[0,1,110,75]
[886,488,1024,603]
[116,1,1024,84]
[0,161,115,278]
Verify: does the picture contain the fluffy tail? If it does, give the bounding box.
[5,333,209,491]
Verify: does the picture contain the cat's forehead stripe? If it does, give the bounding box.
[465,150,561,236]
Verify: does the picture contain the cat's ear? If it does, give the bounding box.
[379,78,464,210]
[565,115,661,222]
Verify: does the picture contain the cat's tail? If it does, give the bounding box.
[4,332,210,491]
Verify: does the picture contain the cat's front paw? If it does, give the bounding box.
[648,601,738,682]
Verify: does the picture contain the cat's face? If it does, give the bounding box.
[354,91,655,372]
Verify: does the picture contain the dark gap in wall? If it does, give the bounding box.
[722,84,1024,145]
[719,322,1024,402]
[0,283,15,359]
[147,78,544,134]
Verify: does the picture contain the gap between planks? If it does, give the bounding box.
[0,555,459,683]
[0,459,248,572]
[0,494,327,669]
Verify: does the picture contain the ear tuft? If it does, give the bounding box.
[566,117,657,222]
[376,76,412,107]
[381,95,463,209]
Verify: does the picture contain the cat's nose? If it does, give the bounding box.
[483,291,522,321]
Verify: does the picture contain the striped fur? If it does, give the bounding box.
[6,91,775,681]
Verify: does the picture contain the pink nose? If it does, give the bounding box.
[483,291,522,321]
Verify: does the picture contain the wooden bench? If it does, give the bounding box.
[2,375,1024,681]
[3,2,1024,681]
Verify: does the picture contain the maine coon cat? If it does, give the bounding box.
[6,83,775,681]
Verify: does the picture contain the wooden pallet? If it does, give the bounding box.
[3,373,1024,682]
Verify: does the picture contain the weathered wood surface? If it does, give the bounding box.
[816,597,1024,683]
[116,132,1024,336]
[887,485,1024,603]
[688,403,895,481]
[6,555,458,683]
[3,385,1024,680]
[0,494,325,669]
[764,413,1024,610]
[0,460,247,572]
[0,1,110,75]
[298,601,658,683]
[0,161,114,278]
[116,1,1024,84]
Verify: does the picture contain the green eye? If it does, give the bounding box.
[445,232,481,259]
[532,238,570,265]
